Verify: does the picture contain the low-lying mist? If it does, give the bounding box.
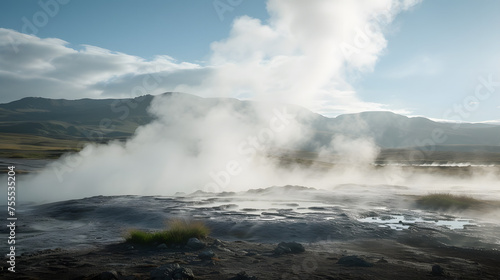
[7,0,500,209]
[15,93,500,205]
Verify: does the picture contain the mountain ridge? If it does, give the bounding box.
[1,93,499,159]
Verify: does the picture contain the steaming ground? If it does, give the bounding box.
[1,90,499,278]
[7,0,495,204]
[2,154,500,278]
[2,94,499,260]
[2,0,500,277]
[6,185,500,280]
[5,93,500,205]
[3,184,500,256]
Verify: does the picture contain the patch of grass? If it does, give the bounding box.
[416,193,482,210]
[0,133,84,159]
[126,219,210,245]
[126,229,156,244]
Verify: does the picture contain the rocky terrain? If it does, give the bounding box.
[5,234,500,279]
[2,184,500,279]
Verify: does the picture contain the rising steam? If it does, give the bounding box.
[13,0,500,204]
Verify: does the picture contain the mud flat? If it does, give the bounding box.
[2,187,500,279]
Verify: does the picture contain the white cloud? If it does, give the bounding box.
[13,0,433,203]
[177,0,422,115]
[0,28,203,102]
[0,0,422,116]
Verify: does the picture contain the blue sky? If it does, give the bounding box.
[357,0,500,123]
[0,0,268,61]
[0,0,499,123]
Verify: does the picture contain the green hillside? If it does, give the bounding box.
[0,94,158,158]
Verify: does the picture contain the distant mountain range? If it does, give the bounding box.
[0,95,155,139]
[1,93,499,160]
[314,111,500,149]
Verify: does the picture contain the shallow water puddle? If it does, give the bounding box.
[434,219,476,230]
[357,215,421,230]
[358,215,475,230]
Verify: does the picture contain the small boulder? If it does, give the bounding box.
[157,243,168,249]
[431,264,445,276]
[337,255,373,267]
[274,242,305,255]
[186,238,205,250]
[213,239,224,246]
[151,263,195,280]
[230,271,258,280]
[97,271,119,280]
[198,250,216,260]
[172,267,195,280]
[151,264,178,280]
[274,246,291,255]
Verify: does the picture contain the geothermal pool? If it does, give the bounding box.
[3,185,500,255]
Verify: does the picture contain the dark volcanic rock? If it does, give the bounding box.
[186,238,205,250]
[95,271,119,280]
[431,264,445,276]
[157,243,168,249]
[274,242,305,255]
[230,271,258,280]
[198,250,216,260]
[337,255,373,267]
[150,263,195,280]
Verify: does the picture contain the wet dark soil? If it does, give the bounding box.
[4,231,500,280]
